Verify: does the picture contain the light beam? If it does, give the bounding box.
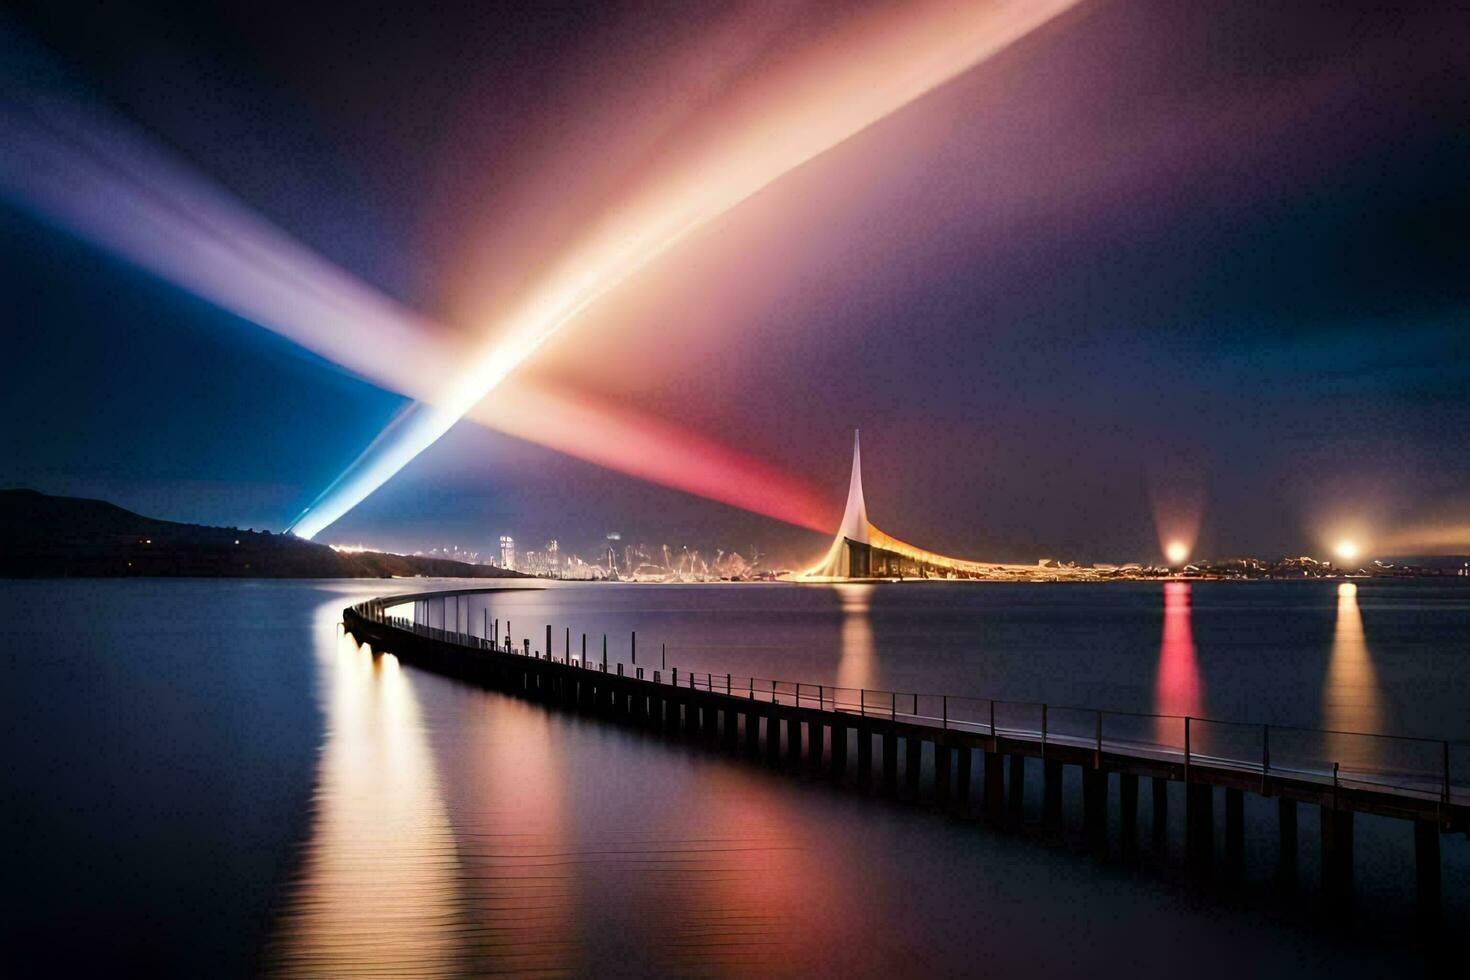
[287,0,1082,537]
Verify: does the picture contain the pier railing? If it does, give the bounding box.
[363,598,1462,809]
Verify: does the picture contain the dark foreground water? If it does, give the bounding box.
[3,578,1468,977]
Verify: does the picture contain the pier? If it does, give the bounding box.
[345,587,1467,926]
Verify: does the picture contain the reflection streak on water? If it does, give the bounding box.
[634,764,840,976]
[442,693,839,975]
[268,602,463,978]
[834,583,875,694]
[452,693,580,974]
[1153,581,1202,749]
[1323,582,1385,772]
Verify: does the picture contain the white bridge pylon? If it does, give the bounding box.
[798,430,1038,581]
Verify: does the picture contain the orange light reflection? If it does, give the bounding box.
[834,583,876,694]
[270,602,462,977]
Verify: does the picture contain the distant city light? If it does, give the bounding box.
[1165,541,1189,565]
[1334,539,1360,563]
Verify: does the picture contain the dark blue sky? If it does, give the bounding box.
[3,0,1467,566]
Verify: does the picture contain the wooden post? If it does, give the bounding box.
[882,731,899,795]
[1008,753,1025,823]
[744,707,759,755]
[1278,797,1298,886]
[1261,723,1270,792]
[1183,715,1192,785]
[831,723,848,781]
[956,746,973,812]
[1083,767,1107,854]
[765,709,781,765]
[1187,784,1213,874]
[785,715,801,769]
[1152,777,1169,844]
[631,631,636,665]
[905,737,922,800]
[935,743,953,804]
[1094,711,1102,769]
[984,751,1004,824]
[1321,805,1354,918]
[809,721,826,775]
[857,724,873,792]
[1415,819,1441,929]
[689,694,704,741]
[1119,772,1138,858]
[1225,787,1244,880]
[1044,759,1063,830]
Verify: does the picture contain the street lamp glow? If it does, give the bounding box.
[1165,541,1189,565]
[1334,539,1360,563]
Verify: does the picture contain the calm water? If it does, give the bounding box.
[3,578,1468,977]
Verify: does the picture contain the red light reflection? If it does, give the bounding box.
[1153,581,1203,749]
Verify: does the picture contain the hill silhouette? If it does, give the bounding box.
[0,489,528,579]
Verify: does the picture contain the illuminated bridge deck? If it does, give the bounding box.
[345,586,1468,923]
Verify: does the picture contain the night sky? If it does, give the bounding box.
[3,0,1467,567]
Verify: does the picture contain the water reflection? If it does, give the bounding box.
[1323,583,1383,733]
[450,693,578,974]
[834,584,875,693]
[1153,581,1202,749]
[269,602,464,978]
[635,763,845,976]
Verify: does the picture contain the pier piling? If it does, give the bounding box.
[882,732,899,795]
[956,746,972,812]
[984,752,1004,824]
[1278,797,1298,886]
[1321,806,1354,919]
[935,743,953,804]
[1082,767,1106,854]
[1186,784,1213,874]
[1008,754,1025,824]
[1044,760,1062,830]
[1152,777,1168,845]
[1225,788,1244,879]
[831,723,848,780]
[1415,819,1441,929]
[1119,772,1138,858]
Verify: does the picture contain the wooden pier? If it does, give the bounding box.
[345,587,1467,926]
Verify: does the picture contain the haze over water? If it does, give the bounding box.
[4,578,1468,976]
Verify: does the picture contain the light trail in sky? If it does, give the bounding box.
[285,0,1081,538]
[1,3,1081,538]
[0,56,833,531]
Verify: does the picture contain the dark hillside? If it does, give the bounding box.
[0,489,527,579]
